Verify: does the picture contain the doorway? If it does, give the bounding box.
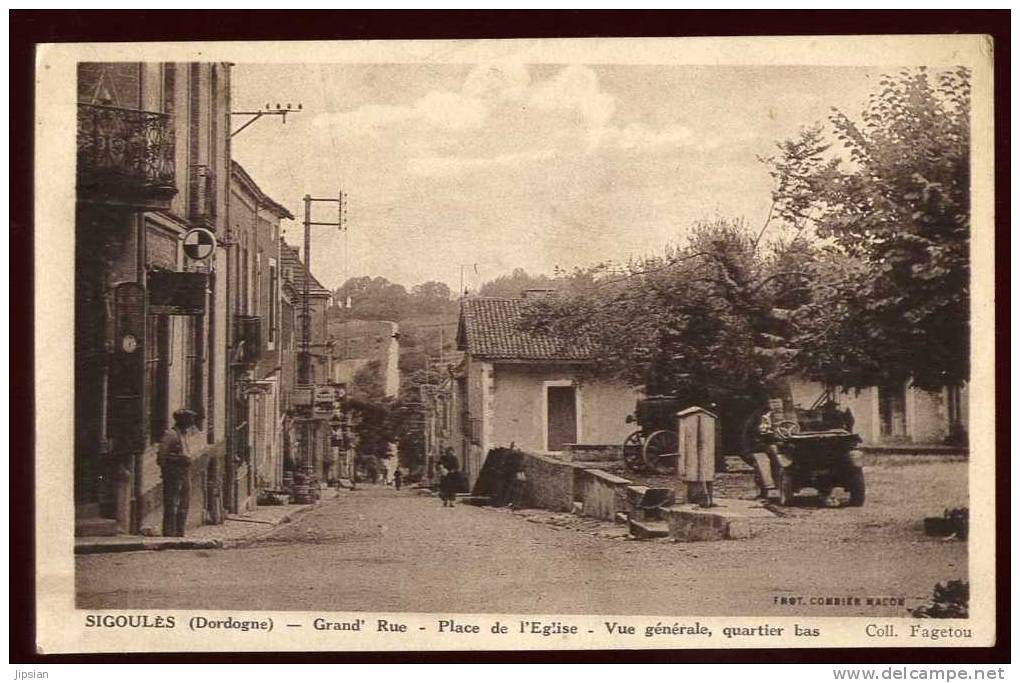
[879,383,908,443]
[546,385,578,452]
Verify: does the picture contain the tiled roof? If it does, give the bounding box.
[280,241,330,295]
[458,297,590,361]
[231,161,295,220]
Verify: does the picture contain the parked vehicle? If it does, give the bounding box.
[745,395,865,507]
[622,395,682,473]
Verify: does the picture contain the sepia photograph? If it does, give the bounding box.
[28,29,997,655]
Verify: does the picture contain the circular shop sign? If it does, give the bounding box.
[182,228,217,261]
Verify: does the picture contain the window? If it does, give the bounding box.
[268,259,278,346]
[146,315,171,443]
[184,315,205,421]
[206,271,216,443]
[241,244,250,315]
[256,250,263,326]
[209,65,218,171]
[162,63,175,115]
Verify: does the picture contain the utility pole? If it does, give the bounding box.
[459,263,478,297]
[230,103,303,138]
[293,190,346,502]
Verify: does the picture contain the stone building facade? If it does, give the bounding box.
[227,161,294,508]
[75,62,232,535]
[449,296,639,489]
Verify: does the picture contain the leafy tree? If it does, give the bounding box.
[762,67,970,390]
[350,359,386,402]
[519,218,819,448]
[392,368,443,473]
[345,396,396,457]
[477,267,560,298]
[332,276,409,321]
[409,281,455,314]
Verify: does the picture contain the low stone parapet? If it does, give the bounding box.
[518,451,586,512]
[563,443,624,463]
[664,500,775,542]
[577,468,631,521]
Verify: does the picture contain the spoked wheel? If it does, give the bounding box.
[622,430,646,472]
[643,429,679,474]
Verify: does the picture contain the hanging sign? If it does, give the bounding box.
[182,227,217,261]
[148,270,208,315]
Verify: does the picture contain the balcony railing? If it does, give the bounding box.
[77,103,177,208]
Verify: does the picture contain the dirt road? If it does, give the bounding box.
[76,457,967,617]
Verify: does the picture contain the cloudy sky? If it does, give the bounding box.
[231,61,878,292]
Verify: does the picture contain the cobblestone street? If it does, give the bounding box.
[76,457,967,617]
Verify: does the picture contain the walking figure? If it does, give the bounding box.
[393,468,403,491]
[438,464,460,507]
[157,409,197,537]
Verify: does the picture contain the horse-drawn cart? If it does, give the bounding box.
[622,396,683,473]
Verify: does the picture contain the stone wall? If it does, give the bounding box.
[564,443,623,463]
[577,468,631,521]
[519,451,583,512]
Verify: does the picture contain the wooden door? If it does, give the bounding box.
[546,386,577,452]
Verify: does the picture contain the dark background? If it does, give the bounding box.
[9,9,1010,665]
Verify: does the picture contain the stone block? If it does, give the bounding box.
[664,499,774,542]
[628,518,670,539]
[578,468,632,521]
[626,486,675,521]
[726,519,751,539]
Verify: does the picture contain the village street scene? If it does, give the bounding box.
[73,57,971,619]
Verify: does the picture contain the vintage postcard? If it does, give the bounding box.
[34,34,996,654]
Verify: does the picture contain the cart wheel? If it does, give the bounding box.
[622,431,645,472]
[846,466,866,507]
[643,430,679,474]
[778,469,795,506]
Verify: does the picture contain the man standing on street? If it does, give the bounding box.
[157,409,196,537]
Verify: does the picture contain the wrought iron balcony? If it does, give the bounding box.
[77,103,177,209]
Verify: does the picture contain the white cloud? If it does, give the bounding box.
[604,122,696,151]
[527,65,617,148]
[462,60,531,102]
[416,91,488,131]
[315,62,711,163]
[314,89,487,136]
[406,148,556,178]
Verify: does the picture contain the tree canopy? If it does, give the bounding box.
[762,66,970,390]
[520,66,971,422]
[477,267,560,298]
[520,218,814,411]
[332,276,458,321]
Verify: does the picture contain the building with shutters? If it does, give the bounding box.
[74,62,233,535]
[448,295,639,488]
[278,239,335,489]
[227,161,295,510]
